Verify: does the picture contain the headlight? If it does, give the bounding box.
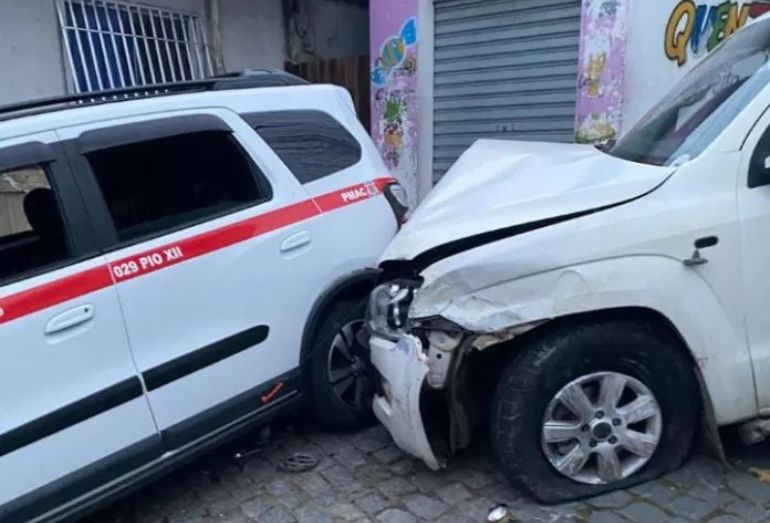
[367,281,417,340]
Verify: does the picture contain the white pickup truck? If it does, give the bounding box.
[366,13,770,503]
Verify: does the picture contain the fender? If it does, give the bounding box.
[412,255,757,426]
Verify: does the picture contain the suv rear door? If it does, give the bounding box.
[57,110,309,450]
[0,134,159,522]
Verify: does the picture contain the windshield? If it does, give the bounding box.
[608,21,770,166]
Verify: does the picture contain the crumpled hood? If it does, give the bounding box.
[383,140,675,263]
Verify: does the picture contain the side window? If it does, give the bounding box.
[84,131,269,243]
[243,111,362,184]
[0,167,71,283]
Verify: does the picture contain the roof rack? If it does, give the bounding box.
[0,69,309,121]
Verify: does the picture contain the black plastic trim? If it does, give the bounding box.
[0,378,143,459]
[77,114,232,154]
[0,142,55,173]
[0,435,163,523]
[25,389,302,523]
[143,325,270,392]
[160,369,300,450]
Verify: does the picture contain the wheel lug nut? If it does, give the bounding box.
[612,418,621,426]
[609,436,618,444]
[589,440,597,447]
[596,411,605,419]
[581,424,589,432]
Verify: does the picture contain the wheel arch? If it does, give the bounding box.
[299,269,379,384]
[473,306,726,462]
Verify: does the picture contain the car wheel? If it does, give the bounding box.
[490,321,700,503]
[308,299,375,430]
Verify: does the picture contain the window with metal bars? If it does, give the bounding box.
[56,0,214,93]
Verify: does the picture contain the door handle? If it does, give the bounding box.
[280,231,312,253]
[45,305,95,335]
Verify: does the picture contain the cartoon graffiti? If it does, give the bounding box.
[665,0,770,66]
[584,52,608,97]
[371,17,417,87]
[381,92,408,168]
[575,0,627,145]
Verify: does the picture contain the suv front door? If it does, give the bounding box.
[0,134,160,523]
[58,110,308,450]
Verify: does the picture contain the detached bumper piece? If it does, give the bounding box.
[370,335,442,470]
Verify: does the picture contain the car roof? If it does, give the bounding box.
[0,70,355,141]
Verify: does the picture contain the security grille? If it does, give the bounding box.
[433,0,582,182]
[56,0,214,93]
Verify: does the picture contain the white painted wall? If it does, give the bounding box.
[0,0,67,105]
[219,0,287,71]
[0,0,290,105]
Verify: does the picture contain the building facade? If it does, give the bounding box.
[0,0,368,105]
[371,0,768,206]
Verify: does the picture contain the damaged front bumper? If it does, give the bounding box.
[370,334,443,470]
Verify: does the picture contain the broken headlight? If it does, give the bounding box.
[367,281,417,340]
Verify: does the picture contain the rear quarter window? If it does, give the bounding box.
[242,110,362,184]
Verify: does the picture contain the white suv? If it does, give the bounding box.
[0,71,402,522]
[368,16,770,503]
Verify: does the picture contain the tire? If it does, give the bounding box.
[307,299,375,430]
[490,321,700,503]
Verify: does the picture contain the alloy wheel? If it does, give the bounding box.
[541,371,662,485]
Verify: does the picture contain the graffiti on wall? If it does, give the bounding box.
[665,1,770,66]
[575,0,628,144]
[371,2,419,209]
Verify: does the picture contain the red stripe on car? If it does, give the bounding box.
[0,179,394,325]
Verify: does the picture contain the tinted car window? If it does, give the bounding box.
[86,131,268,243]
[0,167,72,283]
[243,110,362,184]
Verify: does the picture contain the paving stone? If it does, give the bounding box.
[291,471,335,499]
[259,506,297,523]
[723,499,769,523]
[725,472,770,507]
[264,478,305,509]
[378,477,417,498]
[388,459,416,476]
[240,496,275,519]
[587,490,634,509]
[87,421,770,523]
[449,469,497,490]
[355,492,389,516]
[411,470,449,494]
[587,510,631,523]
[295,503,334,523]
[374,446,405,465]
[629,480,681,504]
[617,501,672,523]
[355,428,392,454]
[403,493,449,519]
[435,482,472,504]
[335,445,370,469]
[327,502,366,521]
[376,508,416,523]
[665,494,724,521]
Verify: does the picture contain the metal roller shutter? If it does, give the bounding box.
[433,0,582,182]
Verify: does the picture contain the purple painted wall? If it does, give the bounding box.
[370,0,419,208]
[575,0,628,144]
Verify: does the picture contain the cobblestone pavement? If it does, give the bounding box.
[88,422,770,523]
